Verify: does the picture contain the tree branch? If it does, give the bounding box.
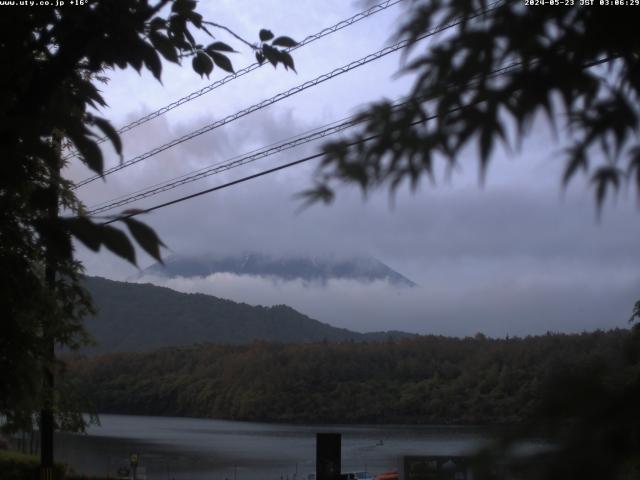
[203,21,256,50]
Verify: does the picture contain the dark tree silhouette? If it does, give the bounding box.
[306,1,640,211]
[0,0,296,473]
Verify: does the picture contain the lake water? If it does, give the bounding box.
[55,414,490,480]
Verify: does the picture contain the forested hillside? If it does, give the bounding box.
[82,277,413,353]
[66,329,631,424]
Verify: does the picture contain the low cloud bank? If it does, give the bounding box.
[136,266,639,338]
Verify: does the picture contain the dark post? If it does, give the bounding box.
[130,453,140,480]
[40,136,61,479]
[316,433,341,480]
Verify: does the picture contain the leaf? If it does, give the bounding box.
[479,126,493,176]
[207,41,235,52]
[296,183,335,208]
[150,31,179,63]
[255,51,265,65]
[627,147,640,198]
[114,56,128,69]
[591,166,621,211]
[141,42,163,80]
[168,15,191,50]
[562,146,587,187]
[121,209,148,216]
[209,51,234,73]
[77,80,107,108]
[68,211,160,264]
[149,17,166,30]
[69,131,103,174]
[262,44,278,67]
[183,25,196,47]
[259,29,274,42]
[200,23,214,38]
[65,217,102,251]
[171,0,196,14]
[187,11,203,29]
[101,225,137,265]
[169,14,195,47]
[125,39,151,74]
[279,50,296,72]
[272,36,298,48]
[122,218,166,264]
[92,116,122,156]
[192,51,213,78]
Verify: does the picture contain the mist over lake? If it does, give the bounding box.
[55,414,490,480]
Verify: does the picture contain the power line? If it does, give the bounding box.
[74,4,499,190]
[100,109,443,226]
[88,60,524,216]
[87,117,361,215]
[98,70,513,224]
[63,0,405,161]
[97,46,611,226]
[102,151,325,225]
[98,54,531,224]
[86,129,322,210]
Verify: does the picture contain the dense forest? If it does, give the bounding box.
[66,329,633,425]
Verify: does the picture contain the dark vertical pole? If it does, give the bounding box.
[40,136,60,478]
[40,312,55,473]
[316,433,341,480]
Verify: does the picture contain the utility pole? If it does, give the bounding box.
[316,433,341,480]
[40,134,61,480]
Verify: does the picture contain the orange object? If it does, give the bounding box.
[375,471,400,480]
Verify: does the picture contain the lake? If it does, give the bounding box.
[55,414,490,480]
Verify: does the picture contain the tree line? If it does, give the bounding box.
[66,329,632,425]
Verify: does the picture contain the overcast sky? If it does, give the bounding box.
[68,0,640,337]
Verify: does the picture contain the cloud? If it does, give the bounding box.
[68,1,640,338]
[73,107,640,339]
[135,268,639,337]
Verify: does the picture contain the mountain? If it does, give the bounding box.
[81,276,414,354]
[138,252,416,287]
